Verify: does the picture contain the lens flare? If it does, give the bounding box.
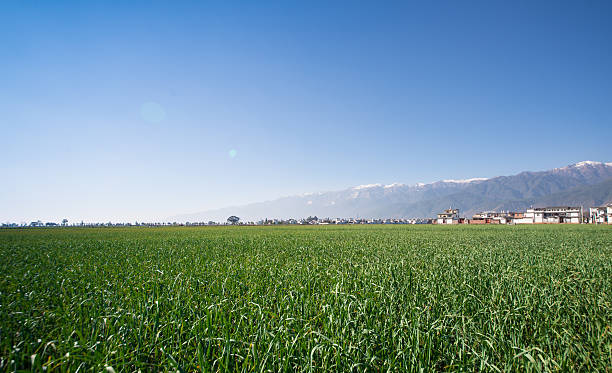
[140,102,166,123]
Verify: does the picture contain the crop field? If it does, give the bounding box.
[0,225,610,372]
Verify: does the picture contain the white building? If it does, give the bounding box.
[437,209,459,224]
[525,206,583,224]
[513,216,535,224]
[589,204,612,224]
[472,211,509,224]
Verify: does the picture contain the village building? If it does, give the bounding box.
[525,206,583,224]
[454,208,589,225]
[436,208,460,224]
[507,212,525,219]
[470,211,508,224]
[589,204,612,224]
[513,214,535,224]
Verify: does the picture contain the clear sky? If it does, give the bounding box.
[1,1,611,223]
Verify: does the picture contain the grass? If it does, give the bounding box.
[0,225,610,371]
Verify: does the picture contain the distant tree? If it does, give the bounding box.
[227,216,240,225]
[62,219,68,226]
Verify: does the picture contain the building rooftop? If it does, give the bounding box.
[532,206,581,210]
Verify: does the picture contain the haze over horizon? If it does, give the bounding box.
[2,1,611,223]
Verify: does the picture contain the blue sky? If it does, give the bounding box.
[1,1,611,222]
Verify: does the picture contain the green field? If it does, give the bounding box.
[0,225,610,372]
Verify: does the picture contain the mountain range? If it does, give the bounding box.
[172,161,612,222]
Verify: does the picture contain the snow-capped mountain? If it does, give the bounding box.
[172,161,612,221]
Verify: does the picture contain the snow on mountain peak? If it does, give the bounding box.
[554,161,612,171]
[575,161,601,167]
[573,161,612,167]
[441,177,489,184]
[353,184,382,190]
[384,183,404,188]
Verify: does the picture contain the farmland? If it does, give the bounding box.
[0,225,610,371]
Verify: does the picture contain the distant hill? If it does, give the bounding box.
[171,161,612,222]
[510,178,612,210]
